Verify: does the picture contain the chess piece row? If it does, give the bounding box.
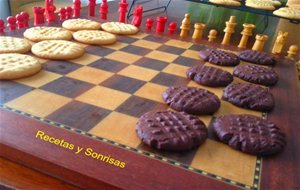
[0,12,29,33]
[145,16,177,35]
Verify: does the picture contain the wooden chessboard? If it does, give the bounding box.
[1,24,299,190]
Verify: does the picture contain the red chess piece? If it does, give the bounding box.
[131,6,143,27]
[47,5,57,23]
[16,14,25,29]
[33,7,45,25]
[168,22,177,35]
[0,19,5,33]
[7,16,17,31]
[146,18,154,31]
[20,12,29,28]
[73,0,81,18]
[65,6,73,19]
[58,8,66,21]
[88,0,96,17]
[119,0,128,23]
[156,16,168,34]
[100,0,108,20]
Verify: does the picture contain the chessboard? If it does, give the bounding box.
[1,18,300,190]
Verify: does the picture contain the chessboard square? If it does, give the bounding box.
[40,77,94,98]
[143,35,169,43]
[105,51,142,64]
[187,81,223,99]
[215,100,262,117]
[134,83,167,103]
[151,72,190,87]
[85,46,115,57]
[14,70,61,88]
[134,57,169,71]
[157,45,186,55]
[103,42,128,50]
[0,81,33,104]
[145,50,178,63]
[76,86,131,110]
[116,95,168,118]
[67,66,114,84]
[117,36,138,44]
[5,89,71,118]
[162,64,189,77]
[173,56,201,67]
[120,45,152,56]
[69,53,101,66]
[191,139,256,186]
[131,39,162,50]
[89,58,128,73]
[89,112,140,148]
[118,65,159,81]
[44,60,82,75]
[204,62,234,74]
[130,32,149,39]
[181,49,201,60]
[47,100,111,131]
[100,74,145,94]
[165,39,193,49]
[189,44,207,51]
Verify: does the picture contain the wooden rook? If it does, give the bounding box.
[0,19,5,33]
[20,12,29,28]
[88,0,96,16]
[238,23,255,48]
[146,18,154,31]
[221,16,237,45]
[7,16,16,31]
[73,0,81,18]
[272,31,288,54]
[100,0,108,20]
[252,34,268,51]
[156,16,168,34]
[180,13,191,38]
[192,23,206,40]
[208,29,217,42]
[287,45,299,59]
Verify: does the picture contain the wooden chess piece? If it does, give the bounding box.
[192,23,206,40]
[119,0,128,23]
[238,23,255,48]
[0,19,5,33]
[20,12,29,28]
[16,14,25,29]
[287,45,299,59]
[252,34,268,51]
[180,13,191,38]
[58,8,66,21]
[168,22,177,35]
[221,16,237,45]
[208,29,217,42]
[100,0,108,20]
[146,18,154,31]
[7,16,16,31]
[33,7,45,25]
[156,16,168,34]
[73,0,81,18]
[272,31,288,54]
[131,5,143,27]
[88,0,96,17]
[65,6,73,19]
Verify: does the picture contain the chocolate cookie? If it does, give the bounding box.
[233,64,278,86]
[136,110,208,151]
[239,50,276,66]
[223,83,275,111]
[163,86,220,115]
[199,49,240,66]
[212,114,286,155]
[187,65,233,87]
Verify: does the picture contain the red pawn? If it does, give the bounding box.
[47,5,56,23]
[0,19,5,33]
[119,0,128,23]
[88,0,96,17]
[58,8,66,21]
[65,6,73,19]
[73,0,81,18]
[20,12,29,28]
[7,16,17,31]
[16,14,25,29]
[168,22,177,35]
[131,6,143,27]
[33,7,45,25]
[156,16,168,34]
[100,0,108,20]
[146,18,154,31]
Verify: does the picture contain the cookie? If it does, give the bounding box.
[247,0,281,6]
[223,83,275,111]
[233,64,278,86]
[62,18,101,31]
[101,22,139,35]
[273,7,300,20]
[0,36,31,54]
[23,27,72,42]
[187,65,233,87]
[73,30,117,45]
[0,53,41,80]
[163,86,221,115]
[199,49,240,66]
[212,114,286,155]
[245,1,276,10]
[239,50,276,66]
[136,110,208,151]
[209,0,241,7]
[31,40,85,60]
